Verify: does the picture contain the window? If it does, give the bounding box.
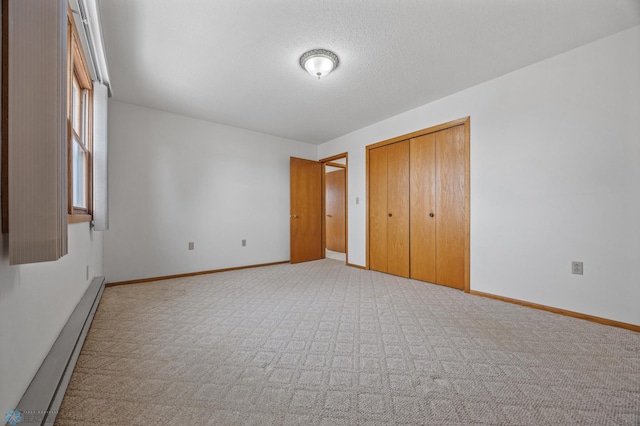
[68,11,93,222]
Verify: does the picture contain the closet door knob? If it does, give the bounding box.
[429,212,434,217]
[388,213,393,217]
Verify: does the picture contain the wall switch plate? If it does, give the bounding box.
[242,239,246,247]
[188,242,194,250]
[571,261,583,275]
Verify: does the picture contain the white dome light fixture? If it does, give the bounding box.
[300,49,339,79]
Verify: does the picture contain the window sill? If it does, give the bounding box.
[68,214,92,224]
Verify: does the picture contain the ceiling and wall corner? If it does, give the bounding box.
[318,25,640,326]
[95,1,640,326]
[2,2,637,416]
[103,101,317,283]
[96,0,640,144]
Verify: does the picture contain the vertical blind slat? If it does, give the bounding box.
[8,0,68,265]
[93,82,108,231]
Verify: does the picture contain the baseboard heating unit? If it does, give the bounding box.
[6,277,105,426]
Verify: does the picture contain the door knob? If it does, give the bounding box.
[429,212,434,217]
[326,214,332,218]
[388,213,393,217]
[290,214,298,218]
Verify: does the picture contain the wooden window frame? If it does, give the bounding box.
[67,8,93,224]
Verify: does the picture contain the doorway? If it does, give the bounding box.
[322,154,348,265]
[289,153,348,265]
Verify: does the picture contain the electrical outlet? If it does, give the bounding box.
[356,197,359,205]
[242,239,246,247]
[571,261,583,275]
[188,242,195,250]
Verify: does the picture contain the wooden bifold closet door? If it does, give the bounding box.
[410,125,465,289]
[368,119,468,291]
[369,140,410,278]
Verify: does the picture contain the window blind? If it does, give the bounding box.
[8,0,68,264]
[93,82,108,231]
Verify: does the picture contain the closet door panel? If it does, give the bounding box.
[435,126,466,289]
[369,147,388,272]
[386,141,410,278]
[410,134,437,283]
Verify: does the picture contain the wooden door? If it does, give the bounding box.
[386,141,410,277]
[368,147,388,272]
[410,133,437,283]
[290,157,323,263]
[435,126,466,289]
[367,117,469,292]
[325,169,346,252]
[368,141,410,277]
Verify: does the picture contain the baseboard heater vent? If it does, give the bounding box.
[7,277,105,426]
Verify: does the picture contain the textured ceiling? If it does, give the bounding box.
[97,0,640,144]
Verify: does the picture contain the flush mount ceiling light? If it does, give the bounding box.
[299,49,339,79]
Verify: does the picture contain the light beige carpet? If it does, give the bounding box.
[325,250,346,263]
[55,259,639,425]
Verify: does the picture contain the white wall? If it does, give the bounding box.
[104,101,317,282]
[0,5,104,415]
[0,224,104,416]
[319,26,640,326]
